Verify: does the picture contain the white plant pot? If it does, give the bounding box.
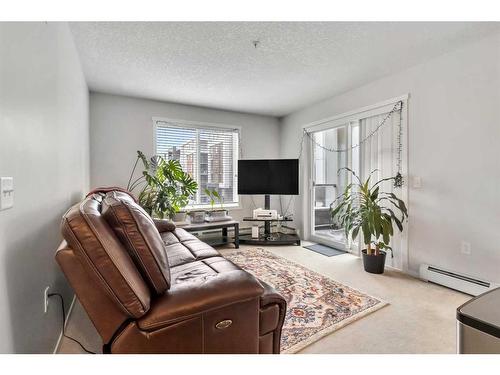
[207,210,228,219]
[188,211,206,224]
[172,212,187,222]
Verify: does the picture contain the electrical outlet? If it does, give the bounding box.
[412,176,422,189]
[460,241,472,255]
[0,177,14,210]
[43,286,50,314]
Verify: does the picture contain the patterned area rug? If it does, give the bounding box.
[223,248,387,353]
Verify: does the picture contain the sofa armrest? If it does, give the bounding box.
[153,218,176,233]
[138,270,264,331]
[258,280,286,354]
[259,280,286,308]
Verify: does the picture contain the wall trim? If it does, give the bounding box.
[52,294,77,354]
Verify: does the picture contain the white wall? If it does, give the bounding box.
[89,92,281,222]
[280,32,500,282]
[0,23,89,352]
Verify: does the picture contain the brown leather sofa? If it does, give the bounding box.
[55,191,286,354]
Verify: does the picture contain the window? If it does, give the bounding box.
[210,142,223,183]
[154,119,240,208]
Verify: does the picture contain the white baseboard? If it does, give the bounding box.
[52,294,77,354]
[405,268,420,279]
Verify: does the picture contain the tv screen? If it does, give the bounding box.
[238,159,299,195]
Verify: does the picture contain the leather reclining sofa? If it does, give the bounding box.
[55,190,286,354]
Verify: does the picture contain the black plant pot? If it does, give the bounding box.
[362,250,387,274]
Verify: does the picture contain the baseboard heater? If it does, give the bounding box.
[419,264,498,296]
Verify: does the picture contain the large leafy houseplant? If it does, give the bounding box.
[127,151,198,219]
[330,168,408,273]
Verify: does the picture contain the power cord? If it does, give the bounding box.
[48,293,96,354]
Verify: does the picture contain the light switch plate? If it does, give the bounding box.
[0,177,14,210]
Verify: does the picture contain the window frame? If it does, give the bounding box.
[152,117,241,210]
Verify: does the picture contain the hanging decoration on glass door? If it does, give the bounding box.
[393,101,404,188]
[299,100,404,188]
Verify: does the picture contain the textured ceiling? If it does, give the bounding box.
[70,22,500,117]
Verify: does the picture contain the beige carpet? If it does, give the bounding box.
[59,242,470,354]
[224,248,387,353]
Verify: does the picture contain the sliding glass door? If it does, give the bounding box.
[309,122,360,251]
[306,97,408,271]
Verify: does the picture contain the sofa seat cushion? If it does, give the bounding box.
[170,256,240,285]
[102,191,171,295]
[161,229,220,267]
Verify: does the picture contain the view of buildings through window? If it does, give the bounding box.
[156,121,239,207]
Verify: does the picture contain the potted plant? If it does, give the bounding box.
[204,188,228,221]
[187,209,206,224]
[330,168,408,274]
[126,151,198,220]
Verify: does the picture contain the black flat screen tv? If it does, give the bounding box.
[238,159,299,195]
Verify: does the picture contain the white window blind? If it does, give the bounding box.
[155,120,240,207]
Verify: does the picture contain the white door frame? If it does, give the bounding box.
[303,94,409,272]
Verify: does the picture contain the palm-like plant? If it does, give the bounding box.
[330,168,408,256]
[127,151,198,219]
[204,188,224,211]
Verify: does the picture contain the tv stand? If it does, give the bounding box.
[239,194,301,246]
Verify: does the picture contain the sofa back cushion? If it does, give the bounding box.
[102,191,171,294]
[61,194,151,318]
